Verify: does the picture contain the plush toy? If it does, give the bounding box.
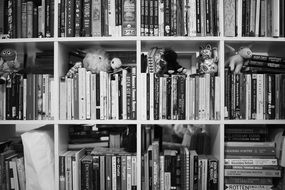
[225,44,253,73]
[66,49,122,78]
[0,48,21,83]
[197,44,218,74]
[156,48,187,76]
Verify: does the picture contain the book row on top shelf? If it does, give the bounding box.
[2,0,285,39]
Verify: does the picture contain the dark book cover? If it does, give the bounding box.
[166,77,171,120]
[153,0,158,36]
[164,0,171,36]
[205,0,211,35]
[60,0,65,37]
[105,154,112,190]
[5,75,12,120]
[81,155,93,190]
[126,73,132,120]
[73,74,79,120]
[66,0,75,37]
[196,0,201,35]
[116,156,121,190]
[210,74,215,120]
[268,74,276,119]
[149,0,154,36]
[131,67,137,120]
[144,0,149,36]
[33,6,38,38]
[0,0,4,34]
[171,0,177,36]
[75,0,82,37]
[96,74,101,119]
[92,155,100,190]
[59,154,66,190]
[45,0,51,37]
[50,0,54,37]
[177,75,186,120]
[154,75,160,120]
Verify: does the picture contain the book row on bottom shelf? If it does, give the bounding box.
[3,124,285,190]
[224,125,285,190]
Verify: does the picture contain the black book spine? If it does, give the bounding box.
[251,74,257,119]
[245,0,250,36]
[50,0,54,37]
[6,75,12,120]
[205,0,211,35]
[178,75,186,120]
[96,74,100,119]
[60,0,65,37]
[166,77,171,120]
[141,0,145,36]
[92,155,100,190]
[116,156,121,190]
[33,6,38,38]
[196,0,201,35]
[75,0,82,37]
[154,75,160,120]
[164,0,171,36]
[45,0,51,37]
[126,73,132,120]
[242,0,246,36]
[269,74,276,119]
[66,0,75,37]
[149,0,154,36]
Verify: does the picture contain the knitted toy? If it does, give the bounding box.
[156,48,187,76]
[225,44,253,73]
[0,48,21,83]
[197,44,218,74]
[66,49,122,78]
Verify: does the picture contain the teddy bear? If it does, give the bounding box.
[155,48,187,76]
[0,48,21,84]
[225,44,253,73]
[197,44,219,74]
[66,49,122,78]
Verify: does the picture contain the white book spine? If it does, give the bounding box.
[126,155,132,190]
[122,69,127,119]
[91,74,97,120]
[59,78,66,120]
[225,184,273,190]
[112,156,117,190]
[189,0,197,36]
[159,0,164,36]
[256,74,264,120]
[131,156,137,188]
[205,74,210,120]
[50,78,55,119]
[185,76,190,120]
[78,68,86,120]
[86,71,91,120]
[159,77,163,119]
[190,77,195,120]
[255,0,261,36]
[71,78,74,119]
[224,158,278,166]
[141,73,147,120]
[159,155,164,190]
[23,78,27,120]
[272,0,280,37]
[245,74,252,120]
[67,78,72,120]
[236,0,243,37]
[100,71,105,120]
[109,0,116,36]
[164,172,171,190]
[149,73,154,120]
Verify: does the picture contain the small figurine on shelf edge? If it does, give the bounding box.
[0,48,22,84]
[225,44,253,73]
[197,44,219,74]
[65,49,122,78]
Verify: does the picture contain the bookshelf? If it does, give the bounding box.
[0,0,285,190]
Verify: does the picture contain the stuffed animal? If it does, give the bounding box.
[0,48,21,83]
[66,49,122,78]
[156,48,187,76]
[197,44,218,74]
[225,44,252,73]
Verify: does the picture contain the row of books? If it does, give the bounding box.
[58,0,136,37]
[59,148,137,190]
[141,0,219,36]
[142,140,219,190]
[141,73,221,120]
[224,70,285,120]
[0,140,26,190]
[0,73,55,120]
[60,67,137,120]
[0,0,54,39]
[224,0,285,37]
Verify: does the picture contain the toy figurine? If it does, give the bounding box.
[225,44,253,73]
[0,48,21,83]
[197,44,219,74]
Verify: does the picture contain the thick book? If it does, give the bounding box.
[224,158,278,166]
[224,168,281,177]
[225,184,273,190]
[122,0,136,36]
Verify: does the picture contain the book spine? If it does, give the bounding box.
[126,155,132,190]
[59,155,66,190]
[164,0,171,36]
[272,0,280,37]
[74,0,82,37]
[66,0,75,37]
[105,155,112,190]
[224,184,273,190]
[224,169,281,177]
[224,146,275,156]
[126,73,132,120]
[153,0,158,36]
[131,67,137,120]
[26,1,33,38]
[91,0,101,37]
[121,155,127,190]
[196,0,201,36]
[224,0,235,36]
[100,156,105,190]
[131,155,137,190]
[122,0,136,36]
[224,158,278,166]
[92,155,100,190]
[81,157,93,190]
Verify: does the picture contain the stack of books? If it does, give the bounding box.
[224,126,280,190]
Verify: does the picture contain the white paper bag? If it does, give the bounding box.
[21,126,54,190]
